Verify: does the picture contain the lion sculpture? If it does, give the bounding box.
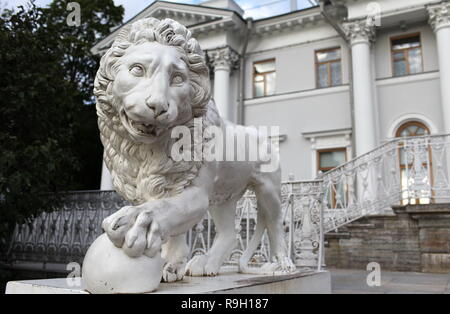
[94,18,295,283]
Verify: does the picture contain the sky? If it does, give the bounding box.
[1,0,317,21]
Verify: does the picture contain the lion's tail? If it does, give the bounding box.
[238,210,266,273]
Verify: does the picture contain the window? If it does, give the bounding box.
[391,34,423,77]
[315,48,342,88]
[318,148,347,208]
[396,121,431,205]
[318,148,346,173]
[253,59,276,97]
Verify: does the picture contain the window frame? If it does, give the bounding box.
[317,147,347,173]
[315,47,342,89]
[252,59,276,98]
[390,32,424,77]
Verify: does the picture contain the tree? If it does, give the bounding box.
[43,0,124,190]
[44,0,124,103]
[0,1,123,248]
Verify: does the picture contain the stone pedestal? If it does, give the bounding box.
[5,268,331,294]
[397,204,450,274]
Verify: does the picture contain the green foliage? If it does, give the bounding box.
[0,1,123,245]
[43,0,124,189]
[43,0,124,102]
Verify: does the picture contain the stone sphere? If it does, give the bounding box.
[82,233,164,294]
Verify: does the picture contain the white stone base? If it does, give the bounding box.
[5,267,331,294]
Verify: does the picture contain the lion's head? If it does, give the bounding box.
[95,18,211,144]
[94,18,215,204]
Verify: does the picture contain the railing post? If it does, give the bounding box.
[295,195,318,269]
[318,180,325,272]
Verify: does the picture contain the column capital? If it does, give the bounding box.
[207,46,240,72]
[343,19,376,46]
[428,1,450,32]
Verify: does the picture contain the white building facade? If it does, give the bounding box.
[93,0,450,186]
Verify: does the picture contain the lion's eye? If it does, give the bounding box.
[171,74,184,85]
[130,65,144,77]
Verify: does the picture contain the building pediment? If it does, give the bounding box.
[91,1,245,55]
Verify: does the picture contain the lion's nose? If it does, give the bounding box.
[146,100,168,118]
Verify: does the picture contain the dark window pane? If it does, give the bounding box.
[319,150,346,169]
[394,60,407,76]
[331,62,342,86]
[317,64,328,88]
[400,128,410,137]
[416,127,427,136]
[392,35,420,50]
[393,51,405,61]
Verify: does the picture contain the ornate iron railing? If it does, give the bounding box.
[5,191,128,266]
[4,181,324,271]
[187,180,324,269]
[321,134,450,232]
[4,134,449,272]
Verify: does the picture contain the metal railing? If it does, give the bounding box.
[187,180,324,270]
[321,134,450,233]
[5,191,128,266]
[4,181,325,271]
[4,134,450,272]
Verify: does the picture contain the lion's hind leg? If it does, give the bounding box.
[250,173,296,274]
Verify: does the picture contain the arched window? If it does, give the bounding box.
[396,121,429,138]
[396,121,432,205]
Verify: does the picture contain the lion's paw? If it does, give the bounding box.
[102,206,141,248]
[260,256,296,275]
[203,262,220,277]
[184,255,221,277]
[162,261,186,283]
[102,205,163,258]
[185,255,208,277]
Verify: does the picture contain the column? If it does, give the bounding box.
[429,2,450,201]
[428,1,450,134]
[208,47,239,122]
[100,158,113,190]
[344,20,377,156]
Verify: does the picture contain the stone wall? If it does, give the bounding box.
[325,204,450,273]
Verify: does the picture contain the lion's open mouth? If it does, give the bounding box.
[120,110,161,138]
[130,119,158,136]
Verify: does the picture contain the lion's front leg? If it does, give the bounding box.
[161,234,189,283]
[103,186,210,260]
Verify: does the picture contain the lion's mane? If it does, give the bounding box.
[94,18,215,204]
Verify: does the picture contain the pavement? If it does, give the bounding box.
[330,268,450,294]
[2,268,450,294]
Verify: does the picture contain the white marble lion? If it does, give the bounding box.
[94,18,295,283]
